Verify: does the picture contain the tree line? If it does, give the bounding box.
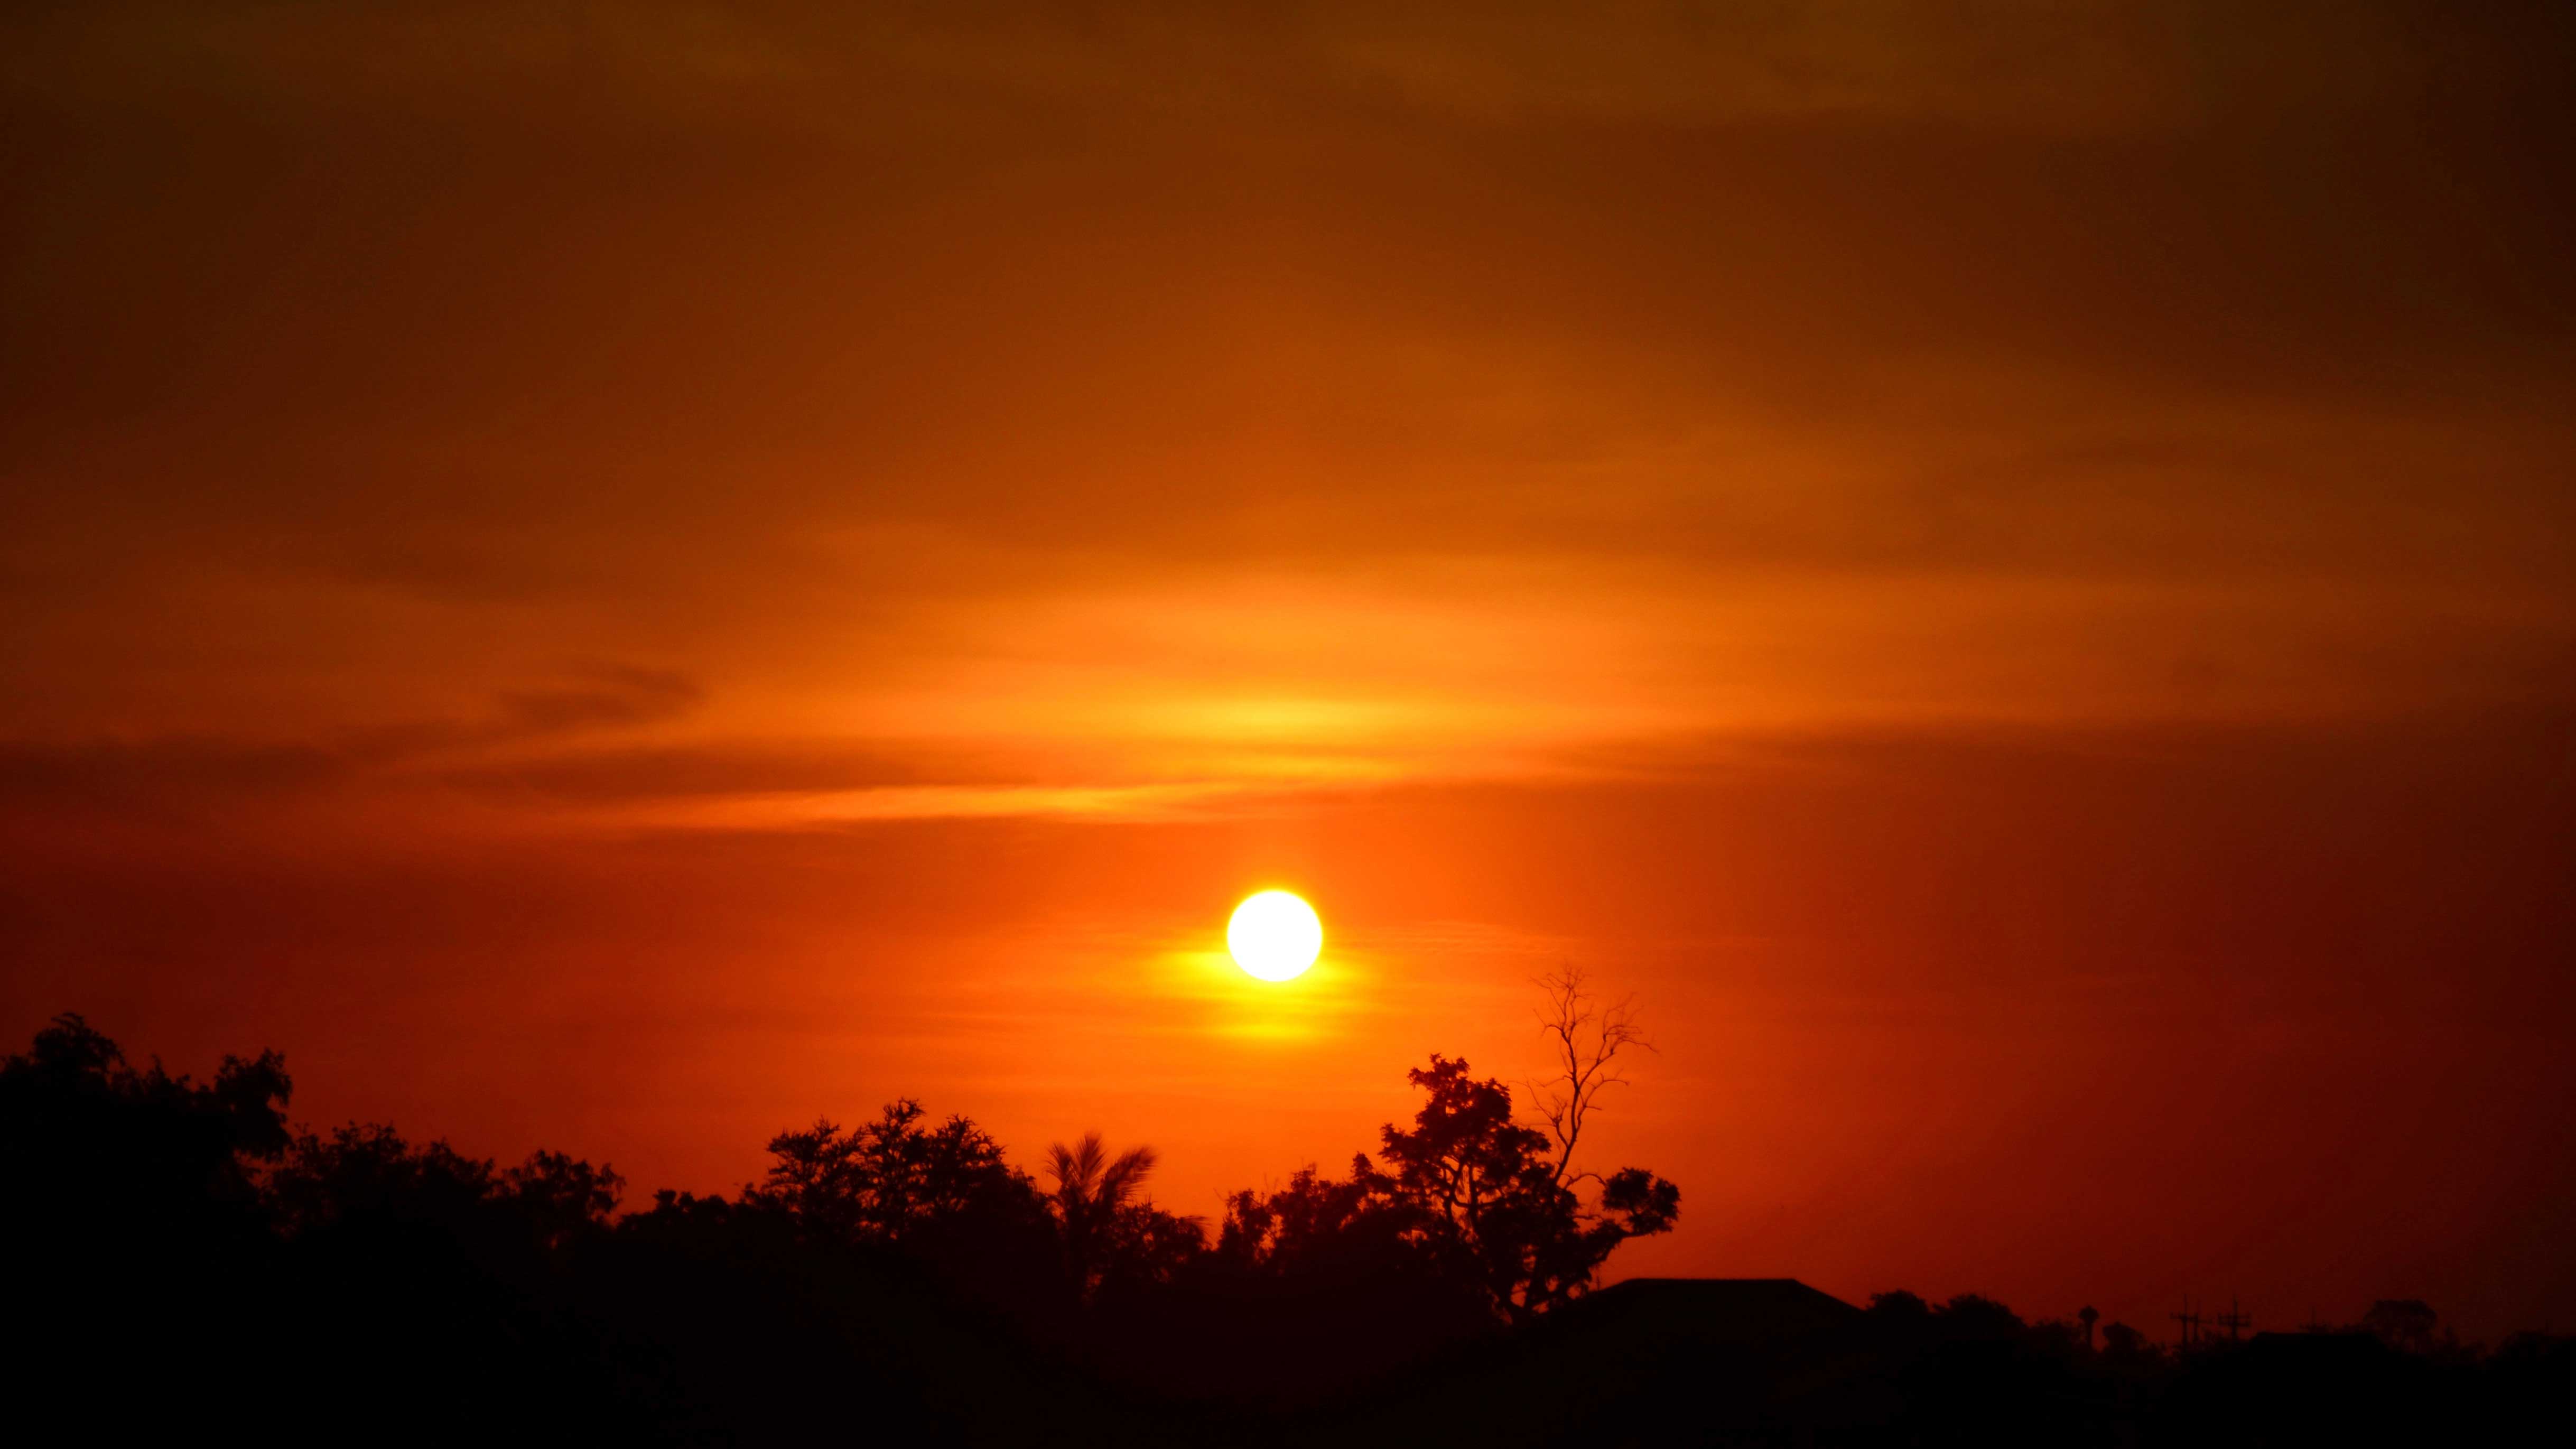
[7,971,2566,1447]
[3,970,1680,1443]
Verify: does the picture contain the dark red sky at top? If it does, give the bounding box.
[3,2,2572,1340]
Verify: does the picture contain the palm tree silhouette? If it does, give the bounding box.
[1045,1131,1156,1296]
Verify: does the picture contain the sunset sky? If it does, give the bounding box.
[4,2,2572,1339]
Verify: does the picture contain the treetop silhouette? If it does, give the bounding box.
[9,998,2558,1447]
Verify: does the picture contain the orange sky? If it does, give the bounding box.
[4,2,2573,1339]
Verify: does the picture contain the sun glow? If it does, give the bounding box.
[1226,890,1323,982]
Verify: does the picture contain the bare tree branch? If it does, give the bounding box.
[1527,963,1653,1192]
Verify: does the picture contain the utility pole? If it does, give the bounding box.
[2210,1296,2251,1342]
[2172,1296,2203,1349]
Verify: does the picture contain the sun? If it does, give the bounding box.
[1227,890,1323,982]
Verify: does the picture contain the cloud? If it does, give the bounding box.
[329,665,706,758]
[0,665,705,820]
[15,2,2564,140]
[435,742,952,803]
[0,0,2568,834]
[0,737,346,812]
[494,666,704,735]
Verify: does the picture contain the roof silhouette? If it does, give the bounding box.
[1571,1277,1863,1346]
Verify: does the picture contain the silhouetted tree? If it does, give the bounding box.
[1933,1293,2028,1344]
[752,1098,1038,1246]
[509,1149,628,1251]
[1045,1131,1203,1297]
[1048,1130,1152,1283]
[1530,964,1648,1192]
[271,1122,511,1231]
[2100,1318,2158,1363]
[1869,1288,1933,1321]
[1359,1051,1678,1323]
[1215,1163,1405,1274]
[2,1010,292,1215]
[2,1011,296,1416]
[2361,1298,2445,1355]
[1202,1031,1679,1330]
[264,1120,624,1279]
[13,1009,2576,1447]
[4,1017,652,1444]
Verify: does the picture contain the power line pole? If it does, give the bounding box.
[2210,1296,2250,1342]
[2172,1296,2203,1349]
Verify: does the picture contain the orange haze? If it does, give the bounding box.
[4,2,2572,1341]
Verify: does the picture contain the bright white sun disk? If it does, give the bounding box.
[1227,890,1322,981]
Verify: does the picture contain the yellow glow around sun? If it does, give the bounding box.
[1227,890,1322,981]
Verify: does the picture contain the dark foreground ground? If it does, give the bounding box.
[27,1213,2570,1447]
